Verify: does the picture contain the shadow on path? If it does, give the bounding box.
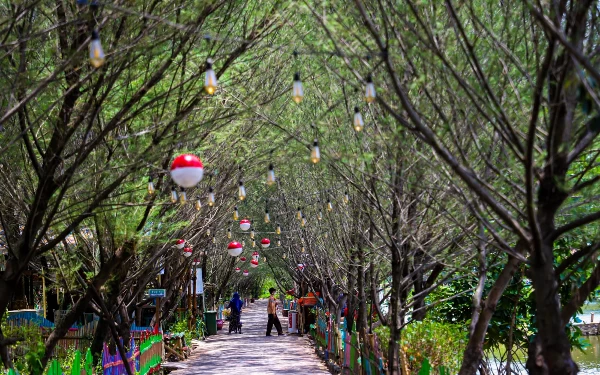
[169,299,329,375]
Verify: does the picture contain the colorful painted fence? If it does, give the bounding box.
[46,348,93,375]
[101,332,163,375]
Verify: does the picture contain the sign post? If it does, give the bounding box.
[147,289,166,332]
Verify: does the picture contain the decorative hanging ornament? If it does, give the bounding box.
[297,207,302,221]
[318,210,323,221]
[298,264,305,271]
[182,247,193,258]
[250,230,255,240]
[233,206,239,221]
[311,139,320,164]
[243,270,249,277]
[301,216,306,227]
[206,228,211,237]
[204,59,217,95]
[238,180,246,201]
[179,188,187,204]
[292,72,304,103]
[276,223,281,235]
[195,199,202,211]
[251,240,256,248]
[170,186,178,203]
[250,259,259,268]
[267,164,276,186]
[252,251,259,261]
[301,246,306,253]
[89,30,105,68]
[327,199,333,211]
[235,267,241,273]
[277,239,281,247]
[147,176,155,195]
[264,209,270,224]
[365,75,376,103]
[261,238,271,248]
[239,219,251,231]
[344,192,350,204]
[208,187,215,206]
[227,241,243,257]
[240,256,247,262]
[193,258,202,267]
[176,239,185,249]
[212,235,216,244]
[170,154,204,188]
[227,228,232,239]
[353,107,364,132]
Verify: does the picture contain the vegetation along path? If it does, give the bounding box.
[170,299,329,375]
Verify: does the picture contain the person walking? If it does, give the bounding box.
[266,287,284,336]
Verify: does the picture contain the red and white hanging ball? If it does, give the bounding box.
[183,247,193,257]
[176,239,185,249]
[239,256,247,262]
[239,219,251,231]
[297,263,305,271]
[252,251,259,260]
[227,241,243,257]
[243,270,249,277]
[235,267,241,273]
[170,154,204,188]
[250,259,259,268]
[261,238,270,248]
[192,258,202,266]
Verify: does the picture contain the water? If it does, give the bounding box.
[573,336,600,375]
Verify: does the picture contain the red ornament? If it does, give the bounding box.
[250,259,259,268]
[227,241,243,257]
[239,219,251,231]
[260,238,270,248]
[235,267,241,273]
[297,263,305,271]
[176,239,185,249]
[243,270,249,276]
[239,256,247,262]
[182,247,193,257]
[252,251,259,261]
[170,154,204,188]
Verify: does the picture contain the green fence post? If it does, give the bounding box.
[84,348,93,375]
[70,350,81,375]
[47,359,61,375]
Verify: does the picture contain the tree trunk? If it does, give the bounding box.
[0,278,17,368]
[388,243,402,375]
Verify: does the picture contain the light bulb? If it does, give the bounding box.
[227,229,232,239]
[353,107,364,132]
[195,199,202,211]
[204,60,217,95]
[170,187,178,203]
[283,253,287,259]
[344,192,349,204]
[311,139,320,164]
[301,246,305,253]
[242,241,246,247]
[206,228,211,236]
[267,164,276,186]
[301,216,306,227]
[292,72,303,103]
[277,239,281,247]
[89,30,105,68]
[276,223,281,235]
[208,187,215,207]
[252,240,256,247]
[327,200,333,211]
[318,210,323,221]
[233,206,239,221]
[147,177,155,195]
[264,210,270,223]
[250,230,255,240]
[238,181,246,201]
[297,208,302,221]
[324,232,328,239]
[365,75,376,103]
[212,235,216,244]
[179,188,187,204]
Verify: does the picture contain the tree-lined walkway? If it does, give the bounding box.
[171,299,329,375]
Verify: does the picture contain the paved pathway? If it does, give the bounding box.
[170,299,329,375]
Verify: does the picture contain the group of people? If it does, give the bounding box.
[228,287,285,336]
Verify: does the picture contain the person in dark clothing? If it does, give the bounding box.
[229,292,243,313]
[266,287,284,336]
[229,292,243,334]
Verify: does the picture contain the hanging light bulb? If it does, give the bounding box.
[147,176,155,195]
[276,223,281,235]
[365,75,376,103]
[301,215,306,227]
[344,192,350,204]
[233,206,239,221]
[179,188,187,204]
[195,199,202,211]
[353,107,364,132]
[297,207,302,220]
[212,235,216,244]
[311,139,320,164]
[204,59,217,95]
[267,163,276,186]
[318,210,323,221]
[170,186,178,203]
[327,199,333,211]
[250,230,255,240]
[292,73,304,103]
[242,240,246,247]
[277,239,281,247]
[301,246,305,253]
[324,232,328,239]
[89,30,105,68]
[206,228,211,237]
[238,180,246,201]
[227,228,232,239]
[264,209,270,223]
[252,240,256,247]
[208,187,215,207]
[283,253,287,259]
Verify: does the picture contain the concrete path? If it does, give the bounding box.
[169,299,329,375]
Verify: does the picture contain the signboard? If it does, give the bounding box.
[195,269,204,295]
[148,289,166,298]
